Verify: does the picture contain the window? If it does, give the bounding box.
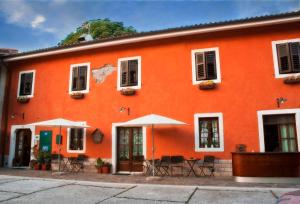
[69,63,90,93]
[194,113,224,152]
[17,70,35,97]
[117,56,141,90]
[192,48,221,84]
[272,38,300,78]
[263,114,298,152]
[67,126,86,153]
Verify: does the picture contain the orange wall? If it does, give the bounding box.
[4,22,300,160]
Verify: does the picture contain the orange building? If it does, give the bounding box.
[0,11,300,176]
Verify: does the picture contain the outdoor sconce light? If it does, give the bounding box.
[119,106,130,115]
[92,129,104,144]
[276,97,287,108]
[11,112,25,120]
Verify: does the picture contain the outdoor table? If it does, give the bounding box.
[185,158,200,177]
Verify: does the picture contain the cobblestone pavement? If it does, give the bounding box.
[0,174,298,204]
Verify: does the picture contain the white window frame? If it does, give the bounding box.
[17,70,36,98]
[117,56,141,90]
[194,112,224,152]
[191,47,221,85]
[272,38,300,78]
[67,121,87,153]
[69,62,90,94]
[257,109,300,152]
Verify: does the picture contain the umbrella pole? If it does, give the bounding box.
[152,124,155,177]
[58,126,61,172]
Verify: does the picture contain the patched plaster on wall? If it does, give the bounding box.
[92,64,116,83]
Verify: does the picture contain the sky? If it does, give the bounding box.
[0,0,299,52]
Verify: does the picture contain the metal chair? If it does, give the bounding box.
[159,156,171,176]
[170,156,185,176]
[198,155,215,176]
[72,154,88,173]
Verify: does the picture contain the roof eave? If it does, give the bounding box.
[4,15,300,62]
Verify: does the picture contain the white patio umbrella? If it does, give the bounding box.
[27,118,90,171]
[121,114,187,177]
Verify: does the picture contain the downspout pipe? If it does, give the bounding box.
[0,59,9,166]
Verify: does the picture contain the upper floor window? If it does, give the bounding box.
[69,63,90,94]
[17,70,35,97]
[117,56,141,90]
[192,47,221,84]
[272,38,300,78]
[194,113,224,152]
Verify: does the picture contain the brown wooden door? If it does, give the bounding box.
[14,129,32,167]
[117,127,144,172]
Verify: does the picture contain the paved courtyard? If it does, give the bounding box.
[0,175,297,203]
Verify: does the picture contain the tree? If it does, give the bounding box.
[59,19,137,45]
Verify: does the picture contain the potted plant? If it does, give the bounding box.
[29,159,37,169]
[37,151,44,170]
[44,152,52,170]
[17,96,30,103]
[120,88,136,96]
[70,92,85,99]
[198,80,216,90]
[95,158,104,173]
[101,162,111,174]
[283,75,300,84]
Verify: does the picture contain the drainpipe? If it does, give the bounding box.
[0,59,10,166]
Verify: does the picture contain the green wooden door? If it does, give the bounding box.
[39,131,52,153]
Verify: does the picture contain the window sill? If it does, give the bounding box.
[69,90,89,94]
[193,79,221,85]
[118,85,141,91]
[67,150,85,154]
[195,148,224,152]
[275,72,300,79]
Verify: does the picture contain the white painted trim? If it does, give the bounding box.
[271,38,300,78]
[69,63,90,94]
[117,56,142,90]
[257,108,300,152]
[194,112,224,152]
[8,125,35,167]
[17,70,36,98]
[111,123,147,174]
[191,47,221,84]
[5,16,300,62]
[67,122,87,153]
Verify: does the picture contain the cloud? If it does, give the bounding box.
[0,0,55,33]
[31,15,46,28]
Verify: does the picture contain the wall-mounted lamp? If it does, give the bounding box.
[276,97,287,108]
[11,112,25,120]
[119,107,130,115]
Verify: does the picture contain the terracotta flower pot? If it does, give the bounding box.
[41,164,47,171]
[283,76,300,84]
[70,93,85,99]
[101,166,110,174]
[120,89,136,96]
[17,97,30,103]
[97,168,102,174]
[34,164,40,170]
[198,81,217,90]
